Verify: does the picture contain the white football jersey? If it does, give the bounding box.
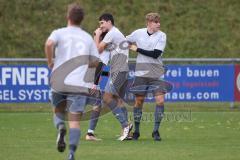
[126,28,166,78]
[48,26,99,89]
[102,26,129,73]
[99,50,110,65]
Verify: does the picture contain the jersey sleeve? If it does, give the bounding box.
[89,39,100,70]
[90,40,100,58]
[48,30,59,44]
[126,30,137,43]
[102,31,113,44]
[155,33,167,51]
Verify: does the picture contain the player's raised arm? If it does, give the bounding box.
[89,39,100,68]
[94,28,107,53]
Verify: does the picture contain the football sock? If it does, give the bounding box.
[154,105,164,132]
[107,99,128,128]
[54,113,65,130]
[121,106,128,121]
[133,107,142,133]
[69,128,81,155]
[88,109,101,131]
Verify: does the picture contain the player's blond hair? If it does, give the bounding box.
[146,13,160,22]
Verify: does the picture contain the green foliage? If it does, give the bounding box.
[0,0,240,58]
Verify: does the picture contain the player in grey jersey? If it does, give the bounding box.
[127,13,170,141]
[94,13,132,141]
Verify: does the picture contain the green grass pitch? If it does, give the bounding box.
[0,103,240,160]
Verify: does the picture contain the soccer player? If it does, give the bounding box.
[86,32,110,141]
[94,13,132,141]
[126,13,167,141]
[45,3,99,160]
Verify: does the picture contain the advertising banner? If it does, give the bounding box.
[0,64,235,103]
[0,65,50,103]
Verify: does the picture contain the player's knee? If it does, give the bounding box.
[68,113,81,128]
[135,96,144,107]
[93,105,101,112]
[68,112,82,125]
[135,102,143,107]
[54,100,67,113]
[103,93,113,104]
[68,120,80,129]
[155,95,164,106]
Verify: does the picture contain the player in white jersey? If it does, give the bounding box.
[94,13,132,141]
[126,13,168,141]
[45,3,99,160]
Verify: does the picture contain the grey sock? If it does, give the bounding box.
[108,100,128,128]
[89,109,101,131]
[154,105,164,132]
[121,106,128,121]
[69,128,81,154]
[133,107,142,133]
[53,113,65,129]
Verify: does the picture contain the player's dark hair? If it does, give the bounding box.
[99,13,114,25]
[67,3,84,25]
[100,32,108,41]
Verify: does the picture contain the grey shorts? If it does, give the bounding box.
[104,71,128,98]
[51,91,67,108]
[66,95,88,113]
[131,77,172,96]
[51,91,101,113]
